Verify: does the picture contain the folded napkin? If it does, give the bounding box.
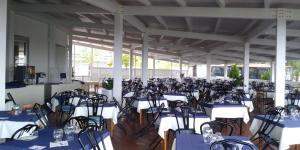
[19,135,38,141]
[29,145,46,150]
[50,141,69,148]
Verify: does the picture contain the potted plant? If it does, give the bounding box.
[102,78,113,101]
[228,64,243,87]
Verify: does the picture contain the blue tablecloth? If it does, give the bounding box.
[0,128,110,150]
[137,97,166,101]
[203,103,246,108]
[176,133,256,150]
[0,111,38,122]
[224,96,253,101]
[255,115,300,128]
[160,110,209,118]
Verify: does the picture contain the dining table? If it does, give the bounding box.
[0,111,39,139]
[0,127,114,150]
[250,115,300,150]
[173,132,257,150]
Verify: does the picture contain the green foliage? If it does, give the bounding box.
[288,60,300,81]
[122,54,130,68]
[260,70,271,80]
[102,78,113,90]
[228,64,240,79]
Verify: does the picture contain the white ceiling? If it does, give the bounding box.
[9,0,300,65]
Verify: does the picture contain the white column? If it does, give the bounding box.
[141,33,149,86]
[206,53,211,81]
[243,42,250,92]
[224,64,228,79]
[129,48,133,80]
[113,13,123,102]
[179,57,183,77]
[134,55,136,78]
[6,10,14,82]
[271,61,275,82]
[47,24,56,83]
[68,34,73,82]
[0,0,7,110]
[275,18,286,107]
[152,58,156,78]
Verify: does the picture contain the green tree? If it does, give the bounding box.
[228,64,240,79]
[288,60,300,81]
[260,70,271,80]
[106,54,131,68]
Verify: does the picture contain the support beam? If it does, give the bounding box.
[146,28,244,43]
[122,6,277,19]
[10,3,108,14]
[243,43,250,92]
[206,53,211,81]
[142,33,149,86]
[6,10,14,82]
[271,61,275,82]
[113,13,123,103]
[68,34,73,81]
[153,58,156,78]
[275,18,286,107]
[0,0,7,110]
[224,64,228,78]
[179,57,183,77]
[47,24,56,83]
[129,48,134,80]
[83,0,146,32]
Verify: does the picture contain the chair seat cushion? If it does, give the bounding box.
[61,105,76,112]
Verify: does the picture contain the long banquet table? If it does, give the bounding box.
[0,128,114,150]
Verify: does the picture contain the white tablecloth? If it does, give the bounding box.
[204,105,250,123]
[99,132,114,150]
[163,95,187,102]
[51,97,84,112]
[133,99,169,113]
[73,105,119,124]
[158,115,210,138]
[250,117,300,150]
[242,101,254,112]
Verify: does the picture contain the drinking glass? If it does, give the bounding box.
[53,129,63,142]
[203,126,213,144]
[64,125,75,141]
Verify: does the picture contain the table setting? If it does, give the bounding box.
[0,127,114,150]
[133,96,169,113]
[250,108,300,150]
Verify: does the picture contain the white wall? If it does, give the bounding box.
[197,64,207,78]
[11,14,68,82]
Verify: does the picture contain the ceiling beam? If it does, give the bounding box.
[264,0,271,8]
[146,28,244,43]
[246,21,275,41]
[265,28,300,37]
[238,20,257,35]
[216,0,226,7]
[9,3,108,14]
[137,0,168,29]
[83,0,146,32]
[121,6,277,19]
[250,38,300,49]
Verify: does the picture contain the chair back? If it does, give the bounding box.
[6,93,17,105]
[210,139,256,150]
[66,116,98,130]
[32,103,49,127]
[78,127,105,150]
[175,106,196,134]
[200,121,234,136]
[11,124,39,140]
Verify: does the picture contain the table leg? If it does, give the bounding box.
[240,119,242,135]
[164,131,168,150]
[140,109,144,125]
[110,119,114,136]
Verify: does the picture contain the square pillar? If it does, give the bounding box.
[6,10,14,82]
[271,61,275,82]
[113,14,123,102]
[0,0,7,110]
[206,53,211,81]
[47,24,56,83]
[129,48,133,80]
[275,18,286,107]
[243,42,250,92]
[179,57,183,78]
[152,58,156,78]
[141,33,149,86]
[224,64,228,79]
[68,34,73,82]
